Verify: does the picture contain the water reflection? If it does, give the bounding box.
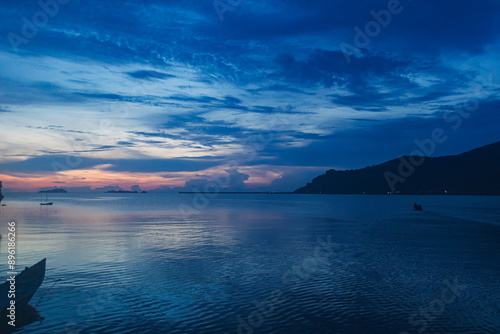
[0,193,499,333]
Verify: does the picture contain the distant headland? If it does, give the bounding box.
[107,190,138,193]
[294,140,500,195]
[106,190,148,193]
[179,191,290,194]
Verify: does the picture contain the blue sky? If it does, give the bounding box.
[0,0,499,191]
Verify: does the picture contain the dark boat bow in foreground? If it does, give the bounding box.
[0,259,46,313]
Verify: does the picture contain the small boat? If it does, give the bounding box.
[40,192,53,206]
[0,259,46,313]
[413,203,423,211]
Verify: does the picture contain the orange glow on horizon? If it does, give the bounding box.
[0,164,280,191]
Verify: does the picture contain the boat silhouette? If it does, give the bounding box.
[39,192,53,205]
[0,259,46,313]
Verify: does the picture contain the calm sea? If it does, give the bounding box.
[0,193,499,333]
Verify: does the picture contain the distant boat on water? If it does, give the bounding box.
[40,192,53,205]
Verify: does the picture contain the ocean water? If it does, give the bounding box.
[0,193,499,333]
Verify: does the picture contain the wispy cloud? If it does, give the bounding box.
[126,70,176,80]
[0,0,499,190]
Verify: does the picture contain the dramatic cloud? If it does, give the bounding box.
[0,0,499,191]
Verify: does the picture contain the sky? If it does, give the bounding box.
[0,0,499,192]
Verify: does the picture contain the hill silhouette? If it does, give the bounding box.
[294,141,500,195]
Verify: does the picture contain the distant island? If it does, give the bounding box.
[38,189,68,193]
[106,190,138,193]
[179,191,291,194]
[294,140,500,195]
